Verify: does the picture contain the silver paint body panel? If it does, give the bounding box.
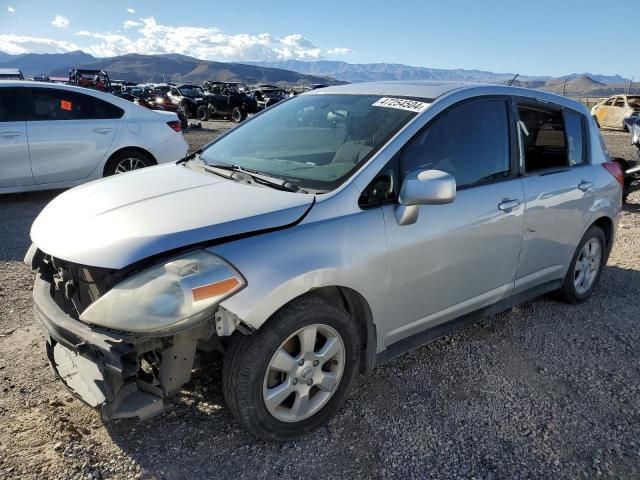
[30,82,621,355]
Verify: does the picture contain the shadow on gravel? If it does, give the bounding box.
[99,262,640,480]
[0,190,61,262]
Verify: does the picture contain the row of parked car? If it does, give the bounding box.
[2,67,325,126]
[116,81,298,124]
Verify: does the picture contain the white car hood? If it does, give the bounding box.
[31,163,314,269]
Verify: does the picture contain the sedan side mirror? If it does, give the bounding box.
[395,169,456,226]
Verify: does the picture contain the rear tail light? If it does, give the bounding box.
[167,120,182,132]
[603,161,625,187]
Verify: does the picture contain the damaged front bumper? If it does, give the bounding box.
[33,272,215,421]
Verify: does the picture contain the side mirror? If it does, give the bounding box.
[395,169,456,226]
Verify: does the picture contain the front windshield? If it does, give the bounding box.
[179,86,204,97]
[628,96,640,108]
[199,94,424,191]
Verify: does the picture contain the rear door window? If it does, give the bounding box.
[563,109,585,166]
[402,99,511,189]
[0,88,27,122]
[614,97,625,108]
[29,88,123,121]
[518,104,568,172]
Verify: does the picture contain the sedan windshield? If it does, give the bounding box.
[179,86,204,97]
[199,94,424,191]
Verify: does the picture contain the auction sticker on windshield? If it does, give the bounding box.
[372,97,430,113]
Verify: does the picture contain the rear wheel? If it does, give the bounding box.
[197,105,210,121]
[555,226,606,304]
[222,295,360,441]
[231,107,246,123]
[104,150,154,176]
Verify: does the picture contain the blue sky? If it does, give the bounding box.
[1,0,637,78]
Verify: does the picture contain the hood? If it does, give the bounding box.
[31,163,314,269]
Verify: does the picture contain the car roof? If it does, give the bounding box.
[0,68,22,74]
[306,80,587,111]
[0,80,134,110]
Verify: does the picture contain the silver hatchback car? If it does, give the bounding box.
[27,82,623,441]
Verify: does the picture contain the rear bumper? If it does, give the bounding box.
[33,272,209,421]
[149,134,189,165]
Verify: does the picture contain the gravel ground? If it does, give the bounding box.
[1,128,639,480]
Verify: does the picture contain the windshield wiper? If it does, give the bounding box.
[204,163,305,193]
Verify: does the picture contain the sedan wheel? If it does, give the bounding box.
[262,324,345,422]
[114,157,148,174]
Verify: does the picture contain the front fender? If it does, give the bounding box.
[209,202,389,342]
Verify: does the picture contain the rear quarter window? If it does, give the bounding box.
[0,88,26,122]
[30,88,124,121]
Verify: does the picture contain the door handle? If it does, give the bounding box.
[93,127,113,134]
[498,199,520,211]
[0,131,21,138]
[578,180,593,192]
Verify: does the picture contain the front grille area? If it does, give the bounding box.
[44,256,121,319]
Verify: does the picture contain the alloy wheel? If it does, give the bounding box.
[114,157,146,174]
[262,324,345,422]
[574,238,602,294]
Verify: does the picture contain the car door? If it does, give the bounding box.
[595,97,614,128]
[26,87,120,184]
[0,87,33,188]
[514,101,594,292]
[378,97,525,346]
[607,96,627,129]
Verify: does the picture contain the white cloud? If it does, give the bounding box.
[123,20,142,29]
[0,34,80,55]
[77,17,348,62]
[127,8,136,14]
[7,6,15,13]
[1,17,351,62]
[327,47,352,56]
[51,15,70,29]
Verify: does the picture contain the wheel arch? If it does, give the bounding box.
[591,215,614,254]
[245,286,377,375]
[103,146,157,176]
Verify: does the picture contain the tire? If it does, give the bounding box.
[554,226,606,304]
[223,295,360,441]
[104,150,154,176]
[177,109,188,130]
[180,100,193,118]
[197,105,210,121]
[231,107,246,123]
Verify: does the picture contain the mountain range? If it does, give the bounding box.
[0,51,340,86]
[0,50,635,96]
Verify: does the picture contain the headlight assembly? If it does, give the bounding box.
[79,251,245,333]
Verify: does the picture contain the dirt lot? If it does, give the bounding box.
[1,127,639,480]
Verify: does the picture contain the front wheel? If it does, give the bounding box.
[555,226,606,304]
[197,105,210,121]
[222,296,360,441]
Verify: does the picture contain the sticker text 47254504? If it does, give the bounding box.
[372,97,430,113]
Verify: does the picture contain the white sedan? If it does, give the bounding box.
[0,81,188,194]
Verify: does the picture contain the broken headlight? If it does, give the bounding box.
[79,250,245,333]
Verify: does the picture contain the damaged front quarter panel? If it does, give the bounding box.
[34,269,224,421]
